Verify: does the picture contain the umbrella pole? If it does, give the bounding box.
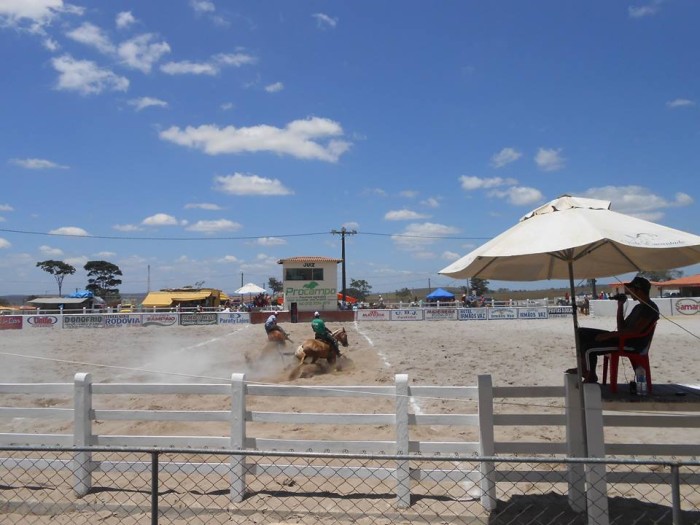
[568,261,589,458]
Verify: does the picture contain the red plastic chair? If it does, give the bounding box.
[602,322,657,393]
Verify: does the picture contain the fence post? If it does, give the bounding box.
[670,463,682,525]
[395,373,411,508]
[477,375,497,511]
[73,372,93,496]
[230,373,246,502]
[583,383,609,525]
[565,373,586,512]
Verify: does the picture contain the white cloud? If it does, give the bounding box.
[213,173,293,196]
[582,186,694,219]
[255,237,287,246]
[490,147,522,168]
[459,175,517,190]
[49,226,89,236]
[400,190,418,198]
[142,213,179,226]
[265,82,284,93]
[128,96,168,111]
[185,219,242,233]
[94,251,116,258]
[384,209,430,221]
[442,251,461,261]
[118,33,171,73]
[0,204,13,211]
[64,255,88,267]
[220,255,239,263]
[66,22,115,54]
[0,0,63,26]
[160,60,217,76]
[312,13,338,29]
[221,102,234,111]
[184,202,223,210]
[51,55,129,95]
[0,238,11,249]
[391,222,460,251]
[190,0,215,14]
[113,224,143,232]
[161,52,256,76]
[160,117,351,162]
[116,11,136,29]
[488,186,544,206]
[39,245,63,256]
[628,4,660,18]
[11,158,68,169]
[534,147,565,171]
[421,197,440,208]
[666,98,696,108]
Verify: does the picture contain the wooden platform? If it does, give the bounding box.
[601,382,700,411]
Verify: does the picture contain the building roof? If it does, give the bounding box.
[653,274,700,288]
[141,290,214,307]
[278,256,342,264]
[27,296,105,305]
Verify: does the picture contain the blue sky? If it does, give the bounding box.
[1,0,699,297]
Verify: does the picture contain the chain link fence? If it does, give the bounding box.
[1,446,699,524]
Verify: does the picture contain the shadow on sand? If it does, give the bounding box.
[488,493,700,525]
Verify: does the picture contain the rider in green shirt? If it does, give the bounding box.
[311,311,340,357]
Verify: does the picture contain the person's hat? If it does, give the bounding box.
[626,276,651,294]
[314,311,320,317]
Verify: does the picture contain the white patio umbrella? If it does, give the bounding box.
[439,194,700,379]
[233,283,267,295]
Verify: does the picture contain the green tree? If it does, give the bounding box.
[395,287,413,301]
[36,260,76,296]
[639,270,683,282]
[469,277,490,297]
[347,278,372,302]
[84,260,123,301]
[268,277,283,293]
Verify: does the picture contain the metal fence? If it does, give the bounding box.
[1,446,699,525]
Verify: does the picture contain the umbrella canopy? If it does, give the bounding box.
[233,283,267,295]
[440,195,700,282]
[426,288,455,301]
[439,194,700,454]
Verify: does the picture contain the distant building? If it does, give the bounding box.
[141,288,226,310]
[278,256,342,312]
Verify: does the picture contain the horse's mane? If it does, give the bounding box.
[331,327,345,337]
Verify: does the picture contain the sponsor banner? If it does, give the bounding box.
[143,313,178,327]
[63,315,104,329]
[674,298,699,316]
[26,315,59,328]
[218,312,250,324]
[487,308,518,320]
[390,309,423,321]
[458,308,488,320]
[0,315,23,330]
[424,308,457,321]
[356,309,391,321]
[547,306,573,318]
[517,307,549,319]
[104,314,143,327]
[180,313,218,326]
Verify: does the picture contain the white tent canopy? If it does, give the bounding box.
[233,283,267,295]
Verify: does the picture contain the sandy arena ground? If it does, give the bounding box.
[1,314,699,523]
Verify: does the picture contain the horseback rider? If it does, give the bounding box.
[311,311,340,358]
[264,312,289,340]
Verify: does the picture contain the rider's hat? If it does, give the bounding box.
[314,311,320,317]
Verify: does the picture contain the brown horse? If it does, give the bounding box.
[267,327,293,345]
[294,327,349,365]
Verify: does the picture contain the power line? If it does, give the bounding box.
[0,227,493,242]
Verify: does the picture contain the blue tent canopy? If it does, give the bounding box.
[426,288,455,300]
[68,290,94,298]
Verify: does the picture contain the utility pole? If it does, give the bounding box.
[331,227,357,305]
